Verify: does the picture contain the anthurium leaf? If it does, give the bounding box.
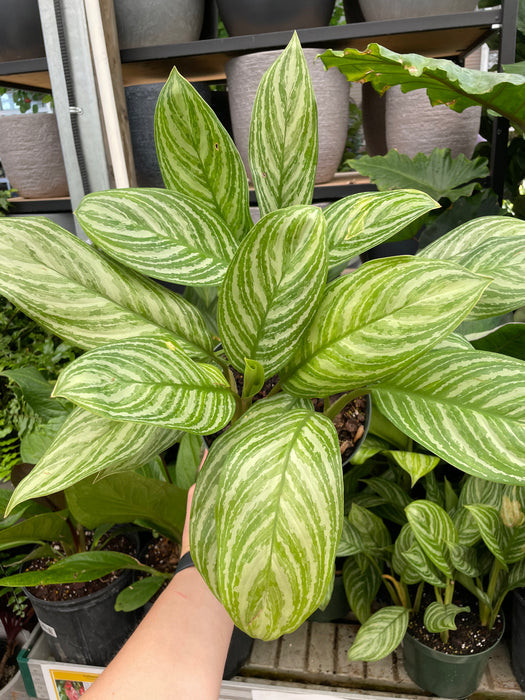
[66,472,187,543]
[174,433,203,490]
[320,44,525,134]
[386,451,440,487]
[345,149,489,203]
[155,67,251,240]
[347,606,409,661]
[76,189,239,287]
[465,505,508,567]
[53,334,235,433]
[115,575,168,612]
[424,602,470,633]
[371,348,525,484]
[0,217,213,359]
[218,205,327,376]
[213,408,342,640]
[250,33,317,217]
[472,323,525,361]
[0,511,71,552]
[6,408,180,514]
[348,503,391,555]
[282,257,490,397]
[1,367,69,420]
[343,554,382,624]
[323,189,438,268]
[0,552,156,588]
[191,393,314,599]
[405,500,457,577]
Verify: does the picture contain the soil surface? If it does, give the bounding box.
[140,536,180,574]
[25,533,136,602]
[408,589,504,655]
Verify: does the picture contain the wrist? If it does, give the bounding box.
[175,551,195,575]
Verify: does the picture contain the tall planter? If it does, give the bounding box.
[226,48,349,184]
[216,0,335,36]
[0,113,69,199]
[114,0,205,49]
[358,0,478,21]
[403,622,504,699]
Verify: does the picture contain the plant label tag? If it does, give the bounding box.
[40,621,57,638]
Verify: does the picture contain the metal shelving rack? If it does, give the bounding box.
[0,0,518,218]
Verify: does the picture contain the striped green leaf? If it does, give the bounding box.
[393,523,444,586]
[438,332,473,351]
[508,558,525,589]
[282,257,490,397]
[348,503,391,555]
[343,554,382,623]
[371,348,525,484]
[406,500,457,577]
[455,477,504,546]
[424,602,470,633]
[190,393,313,599]
[155,68,251,240]
[347,606,409,662]
[448,543,482,577]
[323,190,438,268]
[249,33,317,217]
[386,451,440,486]
[76,189,238,286]
[362,476,411,514]
[6,408,180,514]
[218,205,327,375]
[336,518,363,557]
[0,217,213,359]
[465,504,508,567]
[53,334,235,433]
[214,409,342,639]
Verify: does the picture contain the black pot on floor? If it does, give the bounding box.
[511,589,525,690]
[216,0,335,36]
[224,627,254,679]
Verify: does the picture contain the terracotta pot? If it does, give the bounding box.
[0,112,69,199]
[226,48,350,184]
[217,0,336,36]
[114,0,205,49]
[358,0,478,21]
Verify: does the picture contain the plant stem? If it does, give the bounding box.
[483,559,504,628]
[324,390,365,421]
[159,455,173,484]
[413,582,424,615]
[382,574,410,609]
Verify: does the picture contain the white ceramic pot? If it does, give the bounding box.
[0,112,69,199]
[114,0,205,49]
[226,48,350,184]
[358,0,478,21]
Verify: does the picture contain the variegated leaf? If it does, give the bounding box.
[508,558,525,589]
[465,504,508,566]
[343,554,382,623]
[336,517,363,557]
[448,543,482,577]
[386,451,440,486]
[218,205,327,376]
[393,523,444,586]
[362,477,411,513]
[6,408,180,514]
[283,257,490,397]
[214,409,342,639]
[190,394,313,598]
[405,500,457,577]
[323,190,438,268]
[155,67,251,240]
[76,189,238,286]
[0,217,213,358]
[453,508,481,547]
[349,434,390,465]
[437,332,473,351]
[371,348,525,484]
[424,602,470,633]
[347,606,409,662]
[53,334,235,433]
[348,503,391,555]
[249,33,317,217]
[459,475,504,509]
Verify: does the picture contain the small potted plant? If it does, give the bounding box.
[0,35,523,646]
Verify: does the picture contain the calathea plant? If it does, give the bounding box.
[0,34,524,640]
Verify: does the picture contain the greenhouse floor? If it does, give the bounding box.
[232,620,525,699]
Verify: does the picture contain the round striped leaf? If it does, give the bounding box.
[386,450,440,486]
[155,68,251,240]
[249,33,317,217]
[348,503,391,555]
[347,606,409,662]
[190,393,313,598]
[323,189,438,268]
[371,348,525,484]
[393,523,444,586]
[76,189,238,286]
[53,334,235,433]
[424,602,470,633]
[406,500,457,577]
[6,408,180,514]
[218,205,327,376]
[214,409,342,640]
[0,217,213,358]
[336,517,363,557]
[282,257,490,397]
[465,504,508,566]
[343,554,382,623]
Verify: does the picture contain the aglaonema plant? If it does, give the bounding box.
[0,34,524,640]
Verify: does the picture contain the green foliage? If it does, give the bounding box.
[0,87,53,114]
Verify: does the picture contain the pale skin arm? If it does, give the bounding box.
[84,483,234,700]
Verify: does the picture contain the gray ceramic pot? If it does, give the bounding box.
[226,48,350,184]
[0,0,45,62]
[217,0,335,36]
[358,0,478,21]
[0,112,69,199]
[114,0,205,49]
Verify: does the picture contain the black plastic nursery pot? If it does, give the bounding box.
[216,0,335,36]
[309,573,349,623]
[24,569,140,667]
[511,588,525,691]
[403,620,505,699]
